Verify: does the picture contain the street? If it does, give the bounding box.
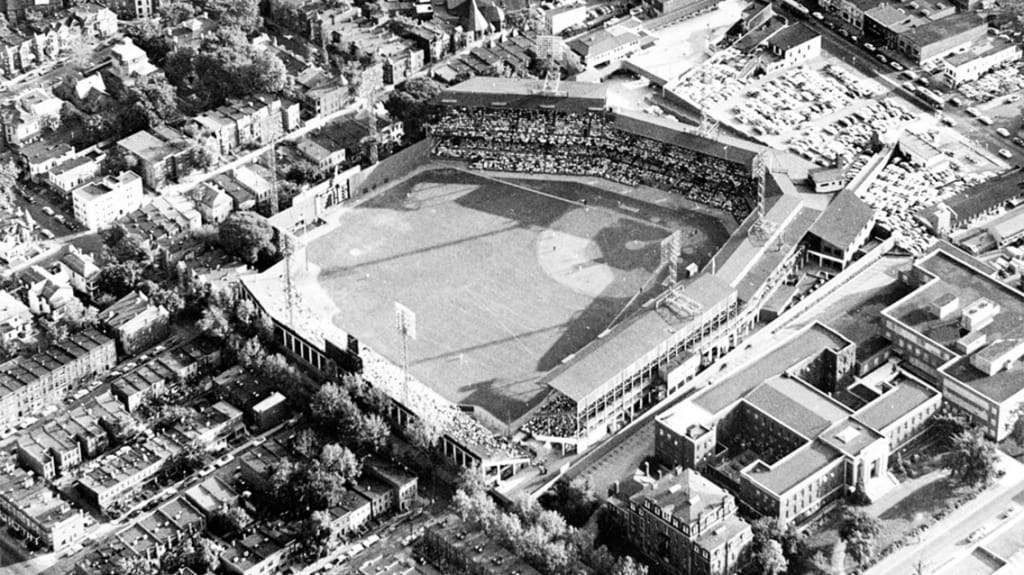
[867,453,1024,575]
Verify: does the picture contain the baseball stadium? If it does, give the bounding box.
[243,77,876,479]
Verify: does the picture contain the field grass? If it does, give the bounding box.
[306,168,727,421]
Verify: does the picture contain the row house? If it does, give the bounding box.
[0,468,87,553]
[0,328,116,428]
[192,96,300,157]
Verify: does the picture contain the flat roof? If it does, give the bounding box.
[884,247,1024,357]
[689,322,851,416]
[743,440,842,495]
[941,355,1024,403]
[436,76,608,113]
[901,13,985,48]
[854,375,937,431]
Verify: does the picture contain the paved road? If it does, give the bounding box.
[867,453,1024,575]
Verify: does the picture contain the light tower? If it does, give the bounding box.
[748,149,775,245]
[698,100,720,142]
[365,91,380,165]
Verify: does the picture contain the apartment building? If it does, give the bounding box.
[0,468,87,553]
[117,126,199,191]
[72,171,145,232]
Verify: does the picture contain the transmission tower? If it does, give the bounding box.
[748,149,775,245]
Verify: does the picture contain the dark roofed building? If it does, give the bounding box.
[805,188,876,269]
[435,76,608,113]
[606,468,753,575]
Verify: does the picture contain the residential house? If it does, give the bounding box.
[59,246,101,296]
[48,150,105,195]
[0,289,32,345]
[0,88,63,145]
[98,291,171,356]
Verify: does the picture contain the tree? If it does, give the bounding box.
[294,510,337,563]
[840,508,881,566]
[539,479,599,528]
[207,504,251,539]
[319,443,362,481]
[407,417,440,451]
[159,534,220,575]
[384,77,442,141]
[1012,406,1024,445]
[101,145,136,176]
[291,427,319,459]
[202,0,262,32]
[0,158,19,203]
[159,1,196,25]
[611,557,648,575]
[103,229,151,264]
[95,263,139,301]
[945,428,999,487]
[218,211,276,264]
[756,540,788,575]
[355,413,390,453]
[159,448,204,483]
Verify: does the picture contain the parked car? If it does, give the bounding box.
[997,127,1011,137]
[42,206,54,216]
[999,149,1014,159]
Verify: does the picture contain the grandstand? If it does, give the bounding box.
[243,77,880,472]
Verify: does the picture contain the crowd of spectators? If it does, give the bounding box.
[431,108,757,222]
[521,393,578,439]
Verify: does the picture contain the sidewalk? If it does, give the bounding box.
[866,452,1024,575]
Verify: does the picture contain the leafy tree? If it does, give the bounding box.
[539,479,599,528]
[839,508,881,565]
[0,158,19,203]
[159,448,205,483]
[159,534,219,575]
[293,510,337,563]
[611,557,648,575]
[238,336,266,369]
[291,427,319,459]
[756,539,788,575]
[159,1,196,25]
[1012,406,1024,445]
[945,428,999,487]
[207,504,251,539]
[385,77,442,140]
[355,413,390,453]
[319,443,361,481]
[103,230,151,265]
[202,0,262,32]
[95,263,139,300]
[198,303,232,339]
[128,20,174,66]
[218,211,276,264]
[406,417,440,451]
[101,145,136,177]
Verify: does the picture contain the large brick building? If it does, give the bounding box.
[606,469,752,575]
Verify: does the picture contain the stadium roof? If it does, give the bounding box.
[436,76,608,113]
[549,274,735,403]
[808,189,875,252]
[611,110,763,167]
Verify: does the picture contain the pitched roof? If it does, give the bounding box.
[808,189,875,251]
